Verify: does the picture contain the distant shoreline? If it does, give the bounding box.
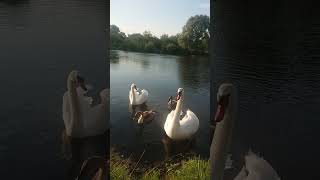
[110,49,208,57]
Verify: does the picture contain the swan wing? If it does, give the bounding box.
[77,86,88,95]
[233,166,248,180]
[179,109,199,136]
[83,97,93,105]
[78,95,93,109]
[135,89,148,104]
[83,104,108,136]
[244,152,281,180]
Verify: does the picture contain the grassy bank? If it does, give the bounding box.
[110,150,210,180]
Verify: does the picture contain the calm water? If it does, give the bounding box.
[110,50,210,162]
[211,23,320,179]
[0,1,107,179]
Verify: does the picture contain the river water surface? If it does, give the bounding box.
[211,23,320,179]
[0,1,106,179]
[110,50,210,163]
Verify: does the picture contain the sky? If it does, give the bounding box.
[110,0,210,37]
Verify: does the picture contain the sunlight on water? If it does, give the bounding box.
[110,50,210,162]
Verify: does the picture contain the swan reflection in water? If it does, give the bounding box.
[128,103,148,117]
[61,130,109,180]
[161,134,197,159]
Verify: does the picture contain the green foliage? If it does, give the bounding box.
[110,25,126,50]
[167,157,211,180]
[110,151,131,180]
[140,169,160,180]
[110,151,210,180]
[178,15,210,53]
[110,14,209,55]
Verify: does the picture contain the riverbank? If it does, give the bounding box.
[110,48,208,57]
[110,150,210,180]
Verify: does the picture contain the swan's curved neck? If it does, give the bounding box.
[67,79,81,134]
[131,86,136,103]
[172,93,183,128]
[210,93,237,180]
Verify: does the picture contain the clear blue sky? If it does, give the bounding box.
[110,0,210,37]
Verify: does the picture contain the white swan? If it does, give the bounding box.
[164,88,199,140]
[234,150,281,180]
[210,83,280,180]
[129,83,148,105]
[62,70,108,138]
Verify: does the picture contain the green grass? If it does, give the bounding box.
[167,157,210,180]
[110,151,210,180]
[110,151,131,180]
[140,169,160,180]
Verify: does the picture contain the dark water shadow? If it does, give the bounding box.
[61,130,109,180]
[161,134,197,159]
[128,103,149,117]
[0,0,30,6]
[139,57,150,69]
[176,56,210,89]
[110,51,119,64]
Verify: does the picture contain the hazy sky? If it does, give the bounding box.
[110,0,210,37]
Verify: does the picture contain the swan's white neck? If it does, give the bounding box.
[131,86,136,103]
[67,79,82,135]
[172,93,183,129]
[210,93,237,180]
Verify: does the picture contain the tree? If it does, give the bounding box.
[110,14,210,55]
[126,33,145,51]
[178,15,210,53]
[166,43,179,54]
[144,41,156,52]
[110,25,126,49]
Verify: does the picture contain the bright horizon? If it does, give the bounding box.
[110,0,210,37]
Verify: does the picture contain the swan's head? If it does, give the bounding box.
[68,70,87,91]
[131,83,137,90]
[214,83,236,123]
[176,88,184,100]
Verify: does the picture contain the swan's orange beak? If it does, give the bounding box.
[214,95,229,123]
